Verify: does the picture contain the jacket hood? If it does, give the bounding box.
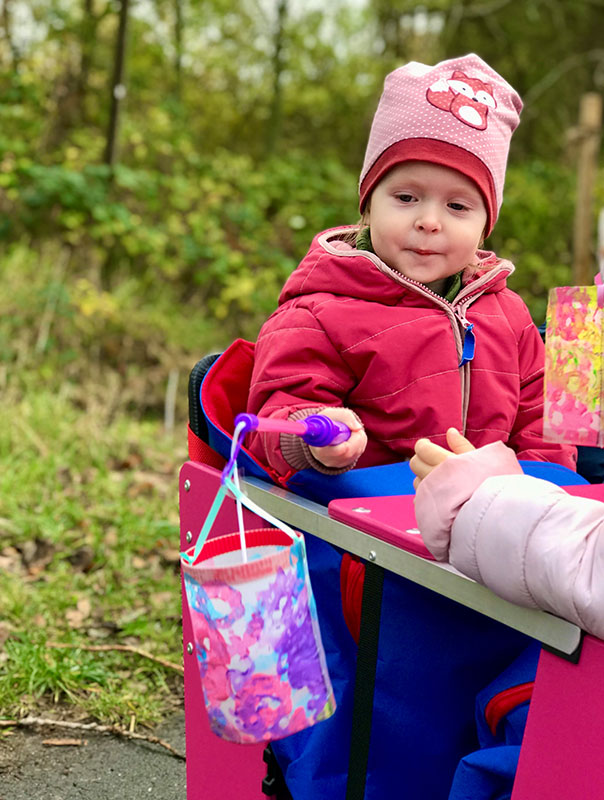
[279,227,513,307]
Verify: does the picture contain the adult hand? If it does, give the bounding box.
[410,428,475,490]
[309,407,367,469]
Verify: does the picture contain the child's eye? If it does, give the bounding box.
[448,202,468,212]
[396,193,415,203]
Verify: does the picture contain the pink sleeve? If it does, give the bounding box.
[413,441,523,561]
[246,307,356,478]
[450,474,604,639]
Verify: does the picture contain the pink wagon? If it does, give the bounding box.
[180,350,604,800]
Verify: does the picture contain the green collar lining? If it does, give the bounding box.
[355,226,462,301]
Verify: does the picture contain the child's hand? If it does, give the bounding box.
[309,407,367,469]
[410,428,475,489]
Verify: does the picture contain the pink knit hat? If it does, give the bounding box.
[359,54,523,235]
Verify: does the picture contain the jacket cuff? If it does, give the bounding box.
[414,441,523,561]
[280,408,362,475]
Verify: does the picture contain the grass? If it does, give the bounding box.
[0,244,228,729]
[0,389,187,727]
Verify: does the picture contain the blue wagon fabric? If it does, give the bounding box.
[447,643,541,800]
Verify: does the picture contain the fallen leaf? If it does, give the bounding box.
[18,538,55,572]
[56,466,73,486]
[77,597,92,617]
[0,621,13,650]
[117,607,147,626]
[65,597,92,628]
[126,471,170,499]
[104,528,119,548]
[0,517,22,536]
[87,623,119,639]
[150,591,174,609]
[158,547,180,566]
[65,611,83,628]
[109,452,143,471]
[0,547,22,574]
[121,636,142,647]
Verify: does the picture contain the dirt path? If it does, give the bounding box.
[0,713,186,799]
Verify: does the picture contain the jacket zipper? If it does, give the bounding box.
[370,260,511,433]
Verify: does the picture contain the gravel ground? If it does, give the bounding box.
[0,712,186,800]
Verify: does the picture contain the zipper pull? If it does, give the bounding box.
[459,322,475,367]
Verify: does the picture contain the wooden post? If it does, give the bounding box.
[572,92,602,285]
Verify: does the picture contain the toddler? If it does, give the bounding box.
[247,53,576,478]
[244,55,578,799]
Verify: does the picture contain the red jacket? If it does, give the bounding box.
[247,227,576,477]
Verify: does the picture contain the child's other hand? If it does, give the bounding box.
[410,428,475,489]
[309,407,367,469]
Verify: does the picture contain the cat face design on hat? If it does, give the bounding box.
[427,71,497,131]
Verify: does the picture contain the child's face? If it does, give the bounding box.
[366,161,487,288]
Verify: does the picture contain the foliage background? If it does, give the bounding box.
[3,0,604,354]
[1,0,604,724]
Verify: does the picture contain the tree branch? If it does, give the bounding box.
[461,0,516,17]
[0,716,185,760]
[523,49,604,113]
[47,642,184,675]
[445,0,515,20]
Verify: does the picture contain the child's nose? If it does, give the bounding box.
[414,207,441,233]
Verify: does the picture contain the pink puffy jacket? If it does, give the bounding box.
[247,227,575,477]
[414,442,604,639]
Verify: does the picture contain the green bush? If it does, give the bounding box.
[0,151,357,338]
[0,149,599,335]
[489,160,581,323]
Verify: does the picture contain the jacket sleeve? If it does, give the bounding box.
[414,444,604,638]
[507,316,577,469]
[451,474,604,638]
[246,304,358,477]
[413,441,523,561]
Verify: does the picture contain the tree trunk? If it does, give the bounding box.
[1,0,19,70]
[104,0,130,168]
[373,0,405,61]
[265,0,287,157]
[174,0,184,100]
[76,0,96,124]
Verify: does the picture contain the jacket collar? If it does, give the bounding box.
[278,227,513,307]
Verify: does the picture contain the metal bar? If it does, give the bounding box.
[345,561,384,800]
[242,476,582,656]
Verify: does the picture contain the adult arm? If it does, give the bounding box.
[413,438,604,639]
